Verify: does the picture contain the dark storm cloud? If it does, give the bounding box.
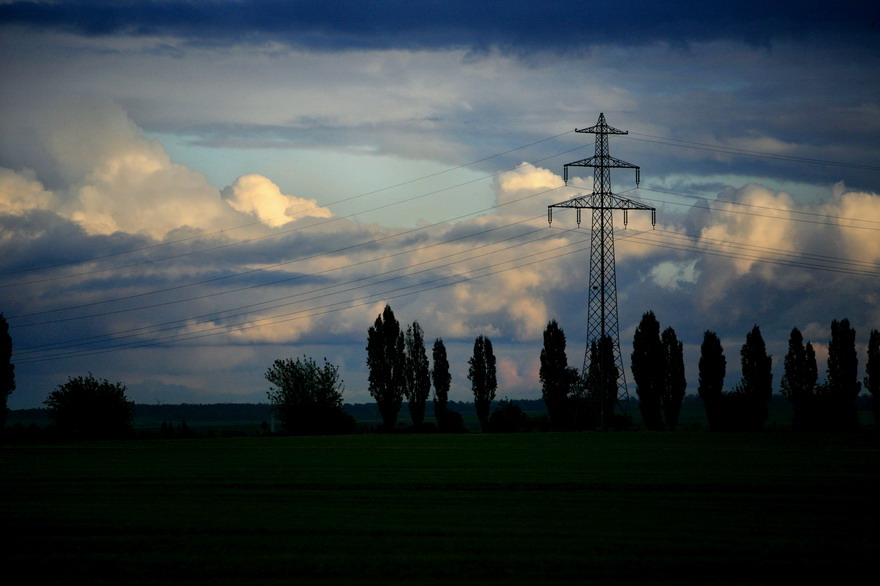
[0,211,154,277]
[2,1,876,52]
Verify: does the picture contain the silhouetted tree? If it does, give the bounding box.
[404,322,431,428]
[780,327,819,430]
[732,325,773,431]
[866,329,880,426]
[44,374,134,439]
[540,320,578,430]
[698,331,726,431]
[725,325,773,431]
[431,338,460,431]
[489,400,529,433]
[819,318,860,431]
[1,314,14,429]
[631,311,665,430]
[468,335,497,432]
[266,355,354,435]
[366,304,406,430]
[661,326,686,431]
[584,335,618,429]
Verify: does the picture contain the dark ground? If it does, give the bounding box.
[2,431,877,585]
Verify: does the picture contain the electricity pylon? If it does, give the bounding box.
[547,113,655,414]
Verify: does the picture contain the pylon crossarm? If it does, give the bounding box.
[564,155,639,170]
[548,194,656,212]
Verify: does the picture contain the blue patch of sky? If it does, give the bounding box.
[149,131,497,227]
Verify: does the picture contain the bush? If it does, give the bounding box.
[489,400,529,433]
[266,356,355,435]
[436,408,467,433]
[44,374,134,440]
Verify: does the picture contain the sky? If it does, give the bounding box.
[1,1,879,410]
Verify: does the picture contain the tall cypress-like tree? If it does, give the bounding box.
[366,305,406,430]
[805,341,818,402]
[866,329,880,426]
[432,338,451,427]
[780,327,818,430]
[0,314,14,429]
[821,318,860,431]
[584,335,618,429]
[404,322,431,428]
[661,326,686,431]
[734,325,773,431]
[468,335,497,432]
[631,311,665,430]
[540,320,578,430]
[698,331,726,431]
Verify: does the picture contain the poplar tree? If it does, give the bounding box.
[698,331,726,431]
[821,318,860,431]
[631,311,665,430]
[780,327,818,430]
[734,325,773,431]
[540,320,578,430]
[584,335,618,429]
[468,335,497,432]
[0,314,14,429]
[366,304,406,430]
[431,338,451,426]
[865,329,880,426]
[661,326,686,431]
[404,321,431,428]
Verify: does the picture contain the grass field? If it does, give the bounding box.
[2,431,878,585]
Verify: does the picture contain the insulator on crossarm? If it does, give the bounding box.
[623,209,629,227]
[636,168,640,187]
[548,207,553,226]
[576,208,581,227]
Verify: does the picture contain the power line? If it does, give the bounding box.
[15,218,554,353]
[653,228,880,271]
[15,156,875,323]
[616,229,880,278]
[12,179,879,350]
[638,187,880,231]
[8,182,569,322]
[8,126,880,367]
[0,130,577,282]
[14,227,596,364]
[1,146,586,293]
[16,216,880,364]
[622,133,880,172]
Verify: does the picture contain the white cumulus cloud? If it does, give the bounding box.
[221,174,332,228]
[1,97,250,238]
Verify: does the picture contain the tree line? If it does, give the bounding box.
[264,304,529,434]
[267,305,879,435]
[1,308,878,439]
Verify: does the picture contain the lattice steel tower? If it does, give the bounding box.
[547,113,655,413]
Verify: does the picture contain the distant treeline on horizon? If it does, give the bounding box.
[9,399,547,423]
[9,395,830,426]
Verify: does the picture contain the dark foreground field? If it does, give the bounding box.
[2,432,878,585]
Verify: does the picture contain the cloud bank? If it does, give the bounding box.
[1,2,878,410]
